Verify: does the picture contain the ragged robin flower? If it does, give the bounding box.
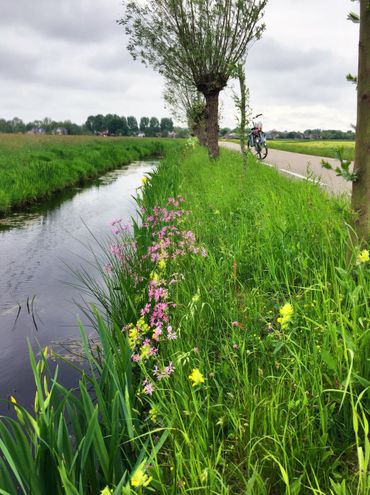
[189,368,205,387]
[277,303,293,329]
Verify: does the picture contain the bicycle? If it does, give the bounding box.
[247,114,268,160]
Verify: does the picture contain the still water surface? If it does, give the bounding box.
[0,160,155,408]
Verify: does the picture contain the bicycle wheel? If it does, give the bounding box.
[248,140,261,158]
[259,143,268,160]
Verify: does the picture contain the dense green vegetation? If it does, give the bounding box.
[1,144,369,494]
[0,135,164,214]
[0,114,175,137]
[268,139,355,161]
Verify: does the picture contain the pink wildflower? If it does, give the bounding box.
[165,362,175,375]
[109,218,122,226]
[104,263,113,273]
[143,381,155,396]
[167,326,177,340]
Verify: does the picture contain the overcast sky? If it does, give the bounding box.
[0,0,360,131]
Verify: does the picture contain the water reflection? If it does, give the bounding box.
[0,160,156,405]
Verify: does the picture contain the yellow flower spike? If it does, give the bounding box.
[42,346,49,359]
[277,303,294,329]
[140,344,151,360]
[131,465,152,488]
[141,177,149,185]
[100,487,113,495]
[188,368,205,387]
[158,259,166,270]
[10,395,17,405]
[150,271,159,282]
[357,249,369,264]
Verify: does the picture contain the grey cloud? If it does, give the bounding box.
[0,0,123,43]
[0,46,39,81]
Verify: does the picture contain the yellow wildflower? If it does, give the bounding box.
[128,327,139,348]
[149,406,158,423]
[158,259,166,270]
[189,368,205,387]
[357,249,369,264]
[10,395,17,405]
[141,177,149,185]
[140,344,151,360]
[277,302,293,329]
[131,466,152,488]
[100,487,112,495]
[150,271,159,282]
[192,293,200,303]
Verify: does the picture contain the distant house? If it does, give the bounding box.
[54,127,68,135]
[137,132,146,138]
[28,127,46,135]
[168,131,177,138]
[95,129,109,137]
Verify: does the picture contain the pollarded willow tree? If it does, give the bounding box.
[120,0,267,158]
[163,79,208,146]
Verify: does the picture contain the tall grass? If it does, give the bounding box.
[90,145,369,493]
[0,135,168,214]
[0,143,369,494]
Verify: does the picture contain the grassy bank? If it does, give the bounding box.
[267,139,355,161]
[106,145,368,493]
[0,134,166,214]
[0,144,369,494]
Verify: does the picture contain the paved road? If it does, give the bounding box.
[220,141,352,195]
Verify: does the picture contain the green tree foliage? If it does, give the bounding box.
[127,116,139,136]
[104,114,125,135]
[148,117,160,137]
[120,0,267,158]
[164,78,207,145]
[160,117,174,136]
[140,116,150,134]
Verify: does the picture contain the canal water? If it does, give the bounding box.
[0,160,156,409]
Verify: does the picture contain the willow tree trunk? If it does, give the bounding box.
[193,118,208,147]
[352,0,370,247]
[204,91,220,159]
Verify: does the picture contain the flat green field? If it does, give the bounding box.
[224,139,355,161]
[0,134,165,214]
[267,139,355,161]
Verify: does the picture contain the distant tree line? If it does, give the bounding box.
[262,128,355,141]
[0,114,176,137]
[85,114,174,137]
[219,127,356,141]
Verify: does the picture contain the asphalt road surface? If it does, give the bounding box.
[220,141,352,195]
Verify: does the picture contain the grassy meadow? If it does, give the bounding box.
[0,143,369,494]
[0,134,165,214]
[267,139,355,161]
